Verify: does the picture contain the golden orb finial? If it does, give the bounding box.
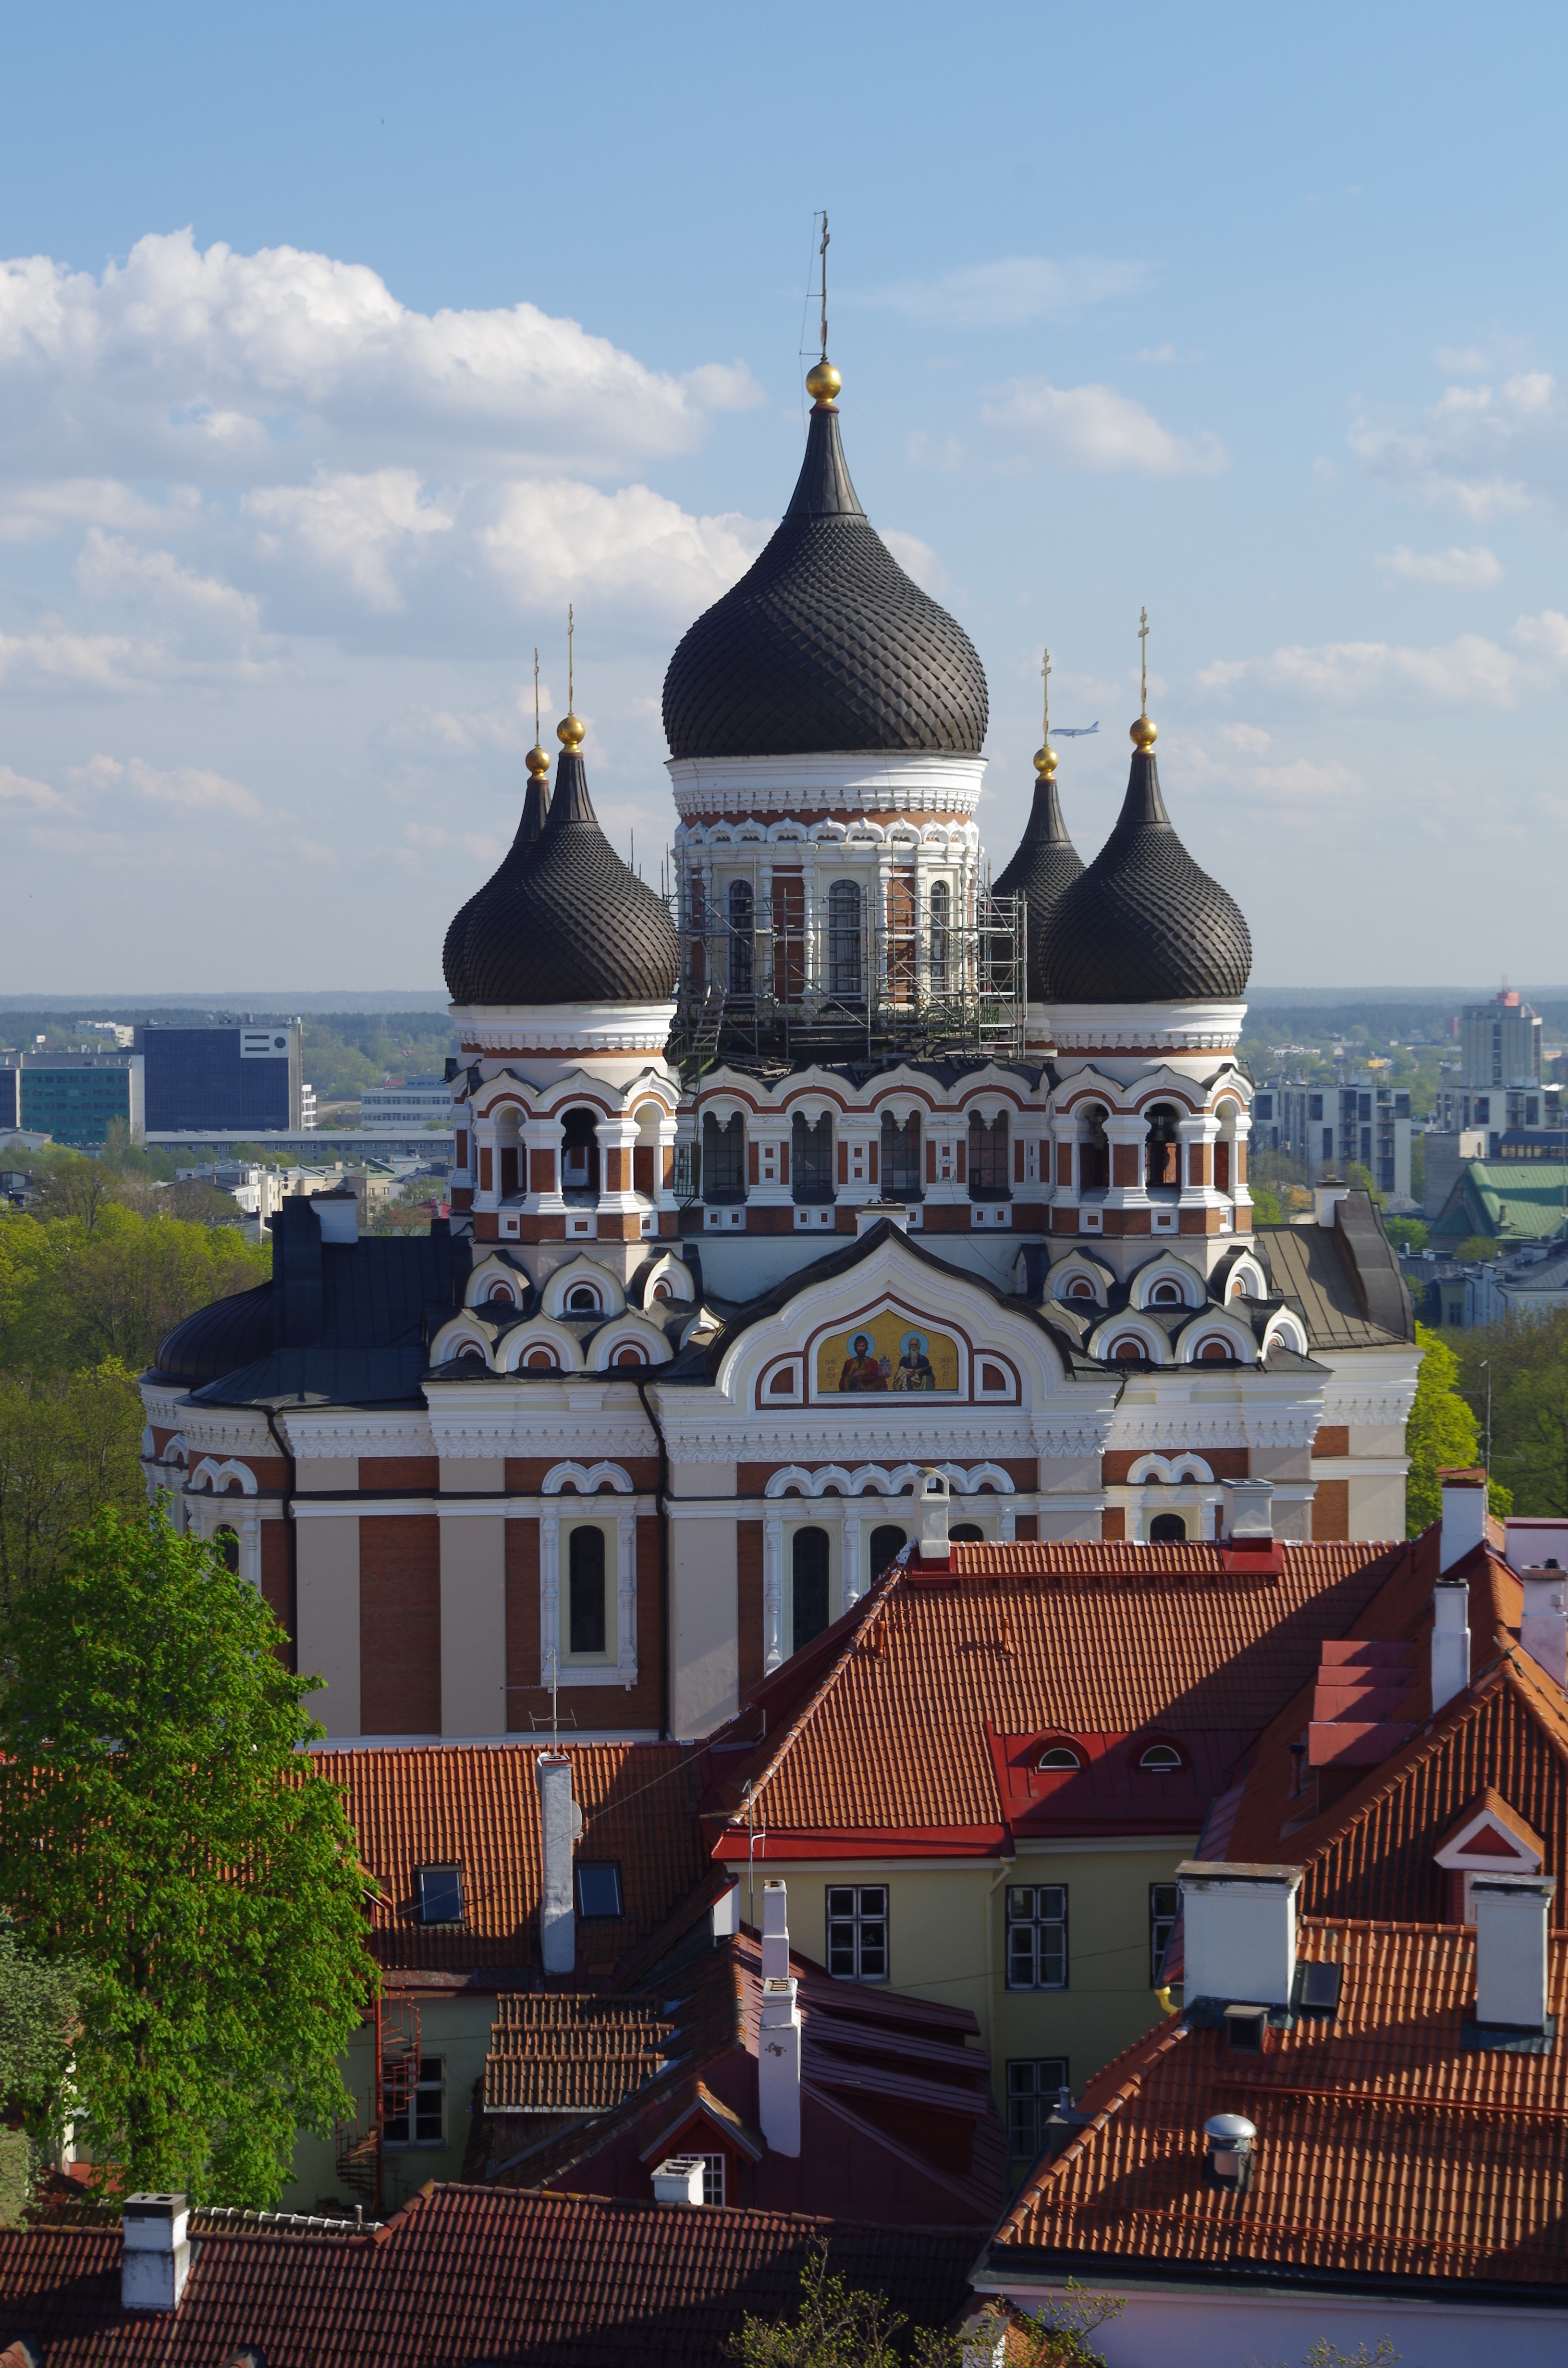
[806,356,842,407]
[1130,713,1157,752]
[557,712,586,750]
[1033,741,1058,778]
[526,740,551,777]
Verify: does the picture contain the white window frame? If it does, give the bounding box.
[697,2152,725,2205]
[383,2054,445,2149]
[826,1883,889,1983]
[1005,1884,1068,1990]
[1005,2056,1070,2164]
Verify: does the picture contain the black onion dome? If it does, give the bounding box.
[441,771,550,997]
[153,1281,274,1385]
[1046,742,1251,1001]
[993,768,1086,1002]
[661,397,988,757]
[443,749,678,1006]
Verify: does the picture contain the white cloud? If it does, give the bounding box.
[0,763,65,809]
[980,379,1227,475]
[244,469,454,612]
[1221,722,1273,755]
[479,480,766,617]
[76,528,261,630]
[880,529,948,593]
[0,626,145,692]
[1197,610,1568,709]
[78,752,261,817]
[1435,345,1492,375]
[860,256,1147,329]
[0,479,180,546]
[1133,344,1179,364]
[680,362,765,412]
[1350,370,1562,518]
[1376,543,1504,589]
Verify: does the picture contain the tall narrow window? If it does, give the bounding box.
[792,1114,834,1203]
[928,879,950,994]
[1005,2059,1070,2170]
[880,1112,922,1196]
[826,1884,888,1981]
[791,1526,831,1650]
[828,879,863,1001]
[869,1523,907,1578]
[1006,1885,1067,1989]
[568,1527,607,1656]
[702,1111,745,1202]
[1150,1883,1179,1986]
[968,1109,1010,1196]
[215,1526,240,1575]
[727,879,754,999]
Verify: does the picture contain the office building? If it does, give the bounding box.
[0,1052,144,1148]
[360,1075,452,1130]
[1253,1076,1411,1201]
[142,1021,303,1135]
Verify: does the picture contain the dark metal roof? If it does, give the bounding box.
[1043,744,1252,1002]
[993,772,1085,1001]
[152,1280,274,1386]
[442,773,549,1000]
[661,401,988,759]
[442,751,678,1007]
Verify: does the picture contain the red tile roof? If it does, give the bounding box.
[705,1541,1405,1849]
[0,2186,980,2366]
[988,1916,1568,2294]
[312,1742,706,1975]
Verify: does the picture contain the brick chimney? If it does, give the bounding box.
[121,2194,191,2313]
[1439,1468,1488,1572]
[1472,1873,1557,2037]
[535,1752,575,1976]
[1521,1564,1568,1690]
[1177,1862,1303,2009]
[1431,1572,1472,1713]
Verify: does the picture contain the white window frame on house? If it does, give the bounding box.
[1005,1885,1068,1989]
[1150,1881,1179,1986]
[561,1519,616,1667]
[826,1883,889,1982]
[539,1506,639,1690]
[1005,2057,1070,2166]
[697,2152,726,2205]
[382,2055,445,2148]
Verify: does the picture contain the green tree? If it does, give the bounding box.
[729,2245,962,2368]
[1383,1216,1427,1254]
[0,1199,267,1381]
[1405,1322,1509,1534]
[0,1506,375,2203]
[1250,1184,1285,1227]
[0,1921,86,2216]
[1460,1309,1568,1517]
[0,1360,146,1611]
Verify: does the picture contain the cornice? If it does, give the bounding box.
[667,751,986,819]
[451,1002,677,1056]
[282,1415,436,1459]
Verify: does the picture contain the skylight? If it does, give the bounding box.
[576,1863,624,1919]
[418,1865,464,1925]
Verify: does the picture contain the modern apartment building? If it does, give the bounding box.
[0,1051,144,1148]
[1253,1076,1411,1200]
[142,1021,303,1135]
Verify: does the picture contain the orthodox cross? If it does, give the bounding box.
[568,602,575,710]
[1040,646,1052,742]
[1139,606,1150,715]
[819,211,830,362]
[533,646,540,742]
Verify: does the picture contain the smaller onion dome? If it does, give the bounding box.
[993,741,1085,1002]
[443,724,678,1007]
[153,1280,274,1385]
[1045,715,1252,1002]
[441,744,551,998]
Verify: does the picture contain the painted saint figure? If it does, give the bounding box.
[838,1333,889,1392]
[893,1331,936,1392]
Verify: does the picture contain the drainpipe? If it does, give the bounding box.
[981,1858,1012,2078]
[636,1372,672,1741]
[264,1402,298,1674]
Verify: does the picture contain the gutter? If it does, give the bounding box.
[263,1402,299,1674]
[636,1372,673,1741]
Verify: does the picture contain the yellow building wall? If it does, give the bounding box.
[280,1991,499,2218]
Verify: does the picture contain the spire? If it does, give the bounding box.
[516,645,551,851]
[557,602,586,751]
[1131,604,1157,752]
[1119,608,1167,826]
[1034,645,1059,783]
[786,366,862,518]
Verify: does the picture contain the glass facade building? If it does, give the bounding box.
[143,1024,302,1134]
[12,1057,142,1148]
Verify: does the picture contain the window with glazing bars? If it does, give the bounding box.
[826,1884,888,1981]
[1006,1885,1066,1988]
[792,1114,834,1201]
[383,2056,445,2146]
[827,879,863,1000]
[1005,2058,1070,2164]
[702,1111,745,1201]
[880,1113,922,1196]
[1150,1883,1179,1986]
[969,1110,1010,1195]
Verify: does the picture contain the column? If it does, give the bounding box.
[842,1505,864,1607]
[539,1506,561,1687]
[616,1510,638,1688]
[1102,1112,1152,1211]
[238,1508,262,1589]
[749,1116,793,1210]
[596,1113,643,1241]
[522,1116,566,1213]
[837,1112,881,1207]
[763,1512,784,1674]
[1049,1114,1081,1211]
[440,1511,507,1738]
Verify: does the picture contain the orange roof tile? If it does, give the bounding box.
[988,1917,1568,2293]
[708,1541,1405,1844]
[313,1742,706,1974]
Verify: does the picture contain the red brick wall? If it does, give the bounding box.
[1101,1506,1126,1542]
[360,1516,441,1736]
[1313,1427,1351,1459]
[359,1458,440,1494]
[1313,1480,1351,1542]
[737,1519,764,1701]
[260,1519,292,1651]
[1013,1515,1039,1543]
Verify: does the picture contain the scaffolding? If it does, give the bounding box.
[669,866,1026,1079]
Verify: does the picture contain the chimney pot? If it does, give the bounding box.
[1431,1573,1471,1713]
[651,2155,705,2206]
[535,1752,575,1976]
[1439,1468,1488,1572]
[1177,1862,1302,2010]
[121,2193,191,2313]
[1521,1566,1568,1690]
[1472,1874,1557,2036]
[760,1878,790,1981]
[1220,1478,1274,1543]
[758,1974,802,2157]
[1314,1180,1349,1228]
[1203,2112,1257,2186]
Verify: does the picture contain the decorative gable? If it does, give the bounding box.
[1434,1788,1545,1922]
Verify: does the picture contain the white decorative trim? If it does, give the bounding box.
[543,1461,634,1495]
[539,1504,639,1691]
[762,1459,1014,1499]
[281,1415,436,1459]
[667,751,986,818]
[1128,1453,1216,1485]
[451,1002,678,1056]
[1047,1000,1248,1052]
[189,1456,257,1496]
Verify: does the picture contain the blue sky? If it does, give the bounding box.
[0,1,1563,993]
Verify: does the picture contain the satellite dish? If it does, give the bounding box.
[570,1800,584,1843]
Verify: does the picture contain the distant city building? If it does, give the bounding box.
[1432,987,1560,1143]
[301,1081,318,1130]
[1254,1075,1411,1200]
[359,1076,452,1131]
[142,1021,303,1134]
[0,1051,143,1148]
[77,1018,135,1048]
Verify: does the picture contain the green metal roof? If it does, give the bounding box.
[1430,1161,1568,1240]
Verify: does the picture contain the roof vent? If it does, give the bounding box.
[122,2193,191,2313]
[1203,2112,1256,2190]
[651,2155,705,2206]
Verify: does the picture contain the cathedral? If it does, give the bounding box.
[140,353,1420,1744]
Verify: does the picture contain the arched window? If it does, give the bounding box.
[791,1527,831,1651]
[869,1523,907,1578]
[215,1525,240,1575]
[1066,1276,1095,1302]
[703,1110,745,1203]
[950,1522,985,1543]
[568,1527,607,1656]
[612,1344,645,1369]
[880,1113,922,1197]
[1149,1513,1187,1543]
[1146,1103,1181,1189]
[791,1114,834,1204]
[1197,1338,1232,1363]
[1038,1743,1082,1772]
[1151,1280,1183,1306]
[1109,1335,1146,1364]
[525,1346,557,1371]
[727,879,755,999]
[1138,1740,1184,1772]
[1079,1104,1110,1192]
[828,879,863,1001]
[928,879,950,994]
[561,1108,599,1197]
[456,1341,486,1365]
[567,1283,600,1312]
[487,1281,515,1306]
[968,1110,1009,1197]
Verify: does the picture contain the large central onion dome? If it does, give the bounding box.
[443,723,678,1006]
[1044,716,1251,1001]
[994,743,1085,1003]
[662,364,988,758]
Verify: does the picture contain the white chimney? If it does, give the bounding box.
[651,2155,705,2205]
[758,1975,802,2156]
[1220,1479,1274,1542]
[711,1881,740,1942]
[918,1468,951,1566]
[313,1187,359,1244]
[1440,1469,1488,1571]
[761,1878,790,1980]
[1177,1862,1302,2009]
[535,1752,575,1976]
[857,1202,908,1235]
[1521,1565,1568,1690]
[122,2193,191,2312]
[1431,1573,1471,1713]
[1314,1181,1349,1228]
[1473,1874,1556,2034]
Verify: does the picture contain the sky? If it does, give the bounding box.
[0,1,1564,996]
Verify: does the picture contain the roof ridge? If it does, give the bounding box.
[738,1568,900,1825]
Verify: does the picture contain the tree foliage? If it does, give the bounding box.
[0,1921,85,2124]
[0,1194,267,1381]
[728,2252,1123,2368]
[0,1360,145,1610]
[0,1506,375,2204]
[1405,1323,1510,1534]
[1458,1307,1568,1517]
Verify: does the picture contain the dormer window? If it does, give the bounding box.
[1151,1280,1182,1305]
[567,1284,600,1313]
[1038,1744,1082,1772]
[1138,1741,1183,1773]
